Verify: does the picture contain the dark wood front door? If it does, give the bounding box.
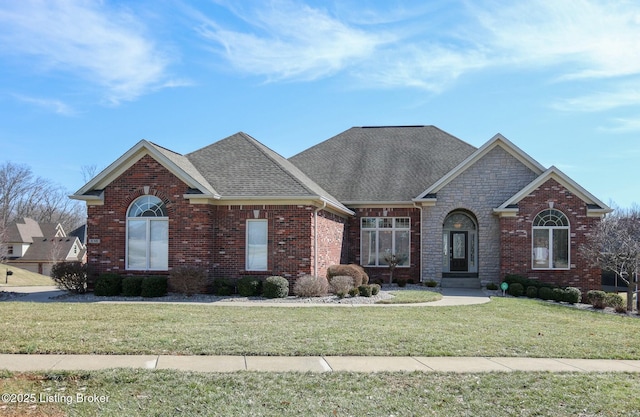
[450,231,468,272]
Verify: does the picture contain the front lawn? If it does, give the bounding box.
[1,298,639,358]
[1,369,640,416]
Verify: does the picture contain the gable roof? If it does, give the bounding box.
[289,126,478,203]
[5,218,63,243]
[186,132,351,213]
[71,133,352,215]
[71,140,220,202]
[16,236,84,262]
[415,133,546,200]
[494,166,613,217]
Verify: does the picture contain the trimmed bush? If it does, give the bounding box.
[329,275,354,295]
[586,290,607,309]
[237,276,262,297]
[538,286,554,301]
[552,288,565,302]
[141,276,168,298]
[94,273,122,296]
[526,286,538,299]
[293,275,329,297]
[371,284,381,295]
[486,282,499,291]
[50,262,87,294]
[358,285,373,297]
[263,276,289,299]
[396,278,407,287]
[212,278,235,296]
[122,276,143,297]
[605,293,625,313]
[168,265,208,296]
[426,280,438,288]
[326,264,369,288]
[348,287,359,297]
[563,287,582,304]
[507,282,524,297]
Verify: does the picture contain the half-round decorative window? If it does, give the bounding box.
[126,196,168,271]
[127,196,167,218]
[533,209,568,227]
[443,212,476,230]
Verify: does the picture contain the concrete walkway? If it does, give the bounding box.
[1,354,639,373]
[2,286,492,306]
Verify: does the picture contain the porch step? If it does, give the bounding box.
[440,277,482,289]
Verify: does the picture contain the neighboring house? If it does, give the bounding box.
[71,126,611,292]
[3,218,86,276]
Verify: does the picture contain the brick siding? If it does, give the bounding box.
[86,155,347,289]
[346,207,421,283]
[499,178,602,293]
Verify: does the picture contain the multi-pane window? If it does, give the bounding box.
[126,196,169,270]
[246,219,268,271]
[361,217,410,267]
[532,209,569,269]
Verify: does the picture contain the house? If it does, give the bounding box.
[71,126,611,292]
[3,218,86,276]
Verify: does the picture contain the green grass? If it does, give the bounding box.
[0,263,56,287]
[0,298,639,358]
[377,290,442,304]
[1,369,640,416]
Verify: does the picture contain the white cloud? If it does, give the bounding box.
[552,87,640,112]
[195,0,640,101]
[0,0,173,104]
[196,0,390,81]
[12,94,76,116]
[600,117,640,133]
[474,0,640,80]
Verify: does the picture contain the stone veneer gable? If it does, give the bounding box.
[421,146,540,284]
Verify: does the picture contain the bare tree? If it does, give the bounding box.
[0,161,85,258]
[80,164,99,184]
[581,205,640,312]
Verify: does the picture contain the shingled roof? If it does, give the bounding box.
[289,126,478,203]
[186,132,350,213]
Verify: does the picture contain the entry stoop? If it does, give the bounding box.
[440,277,482,289]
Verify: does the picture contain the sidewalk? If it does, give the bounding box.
[1,354,639,373]
[2,286,492,306]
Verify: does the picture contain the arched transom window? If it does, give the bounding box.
[127,196,168,270]
[532,209,569,269]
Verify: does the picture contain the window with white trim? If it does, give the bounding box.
[532,209,569,269]
[361,217,410,267]
[246,219,268,271]
[126,195,168,270]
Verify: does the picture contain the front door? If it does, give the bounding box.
[450,231,468,272]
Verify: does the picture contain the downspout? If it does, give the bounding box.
[314,201,327,277]
[413,202,423,283]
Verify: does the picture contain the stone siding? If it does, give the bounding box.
[422,146,539,284]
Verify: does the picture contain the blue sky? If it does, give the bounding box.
[0,0,638,208]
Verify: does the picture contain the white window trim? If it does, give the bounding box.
[246,219,268,271]
[360,217,411,268]
[126,218,169,271]
[532,212,570,271]
[125,196,169,271]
